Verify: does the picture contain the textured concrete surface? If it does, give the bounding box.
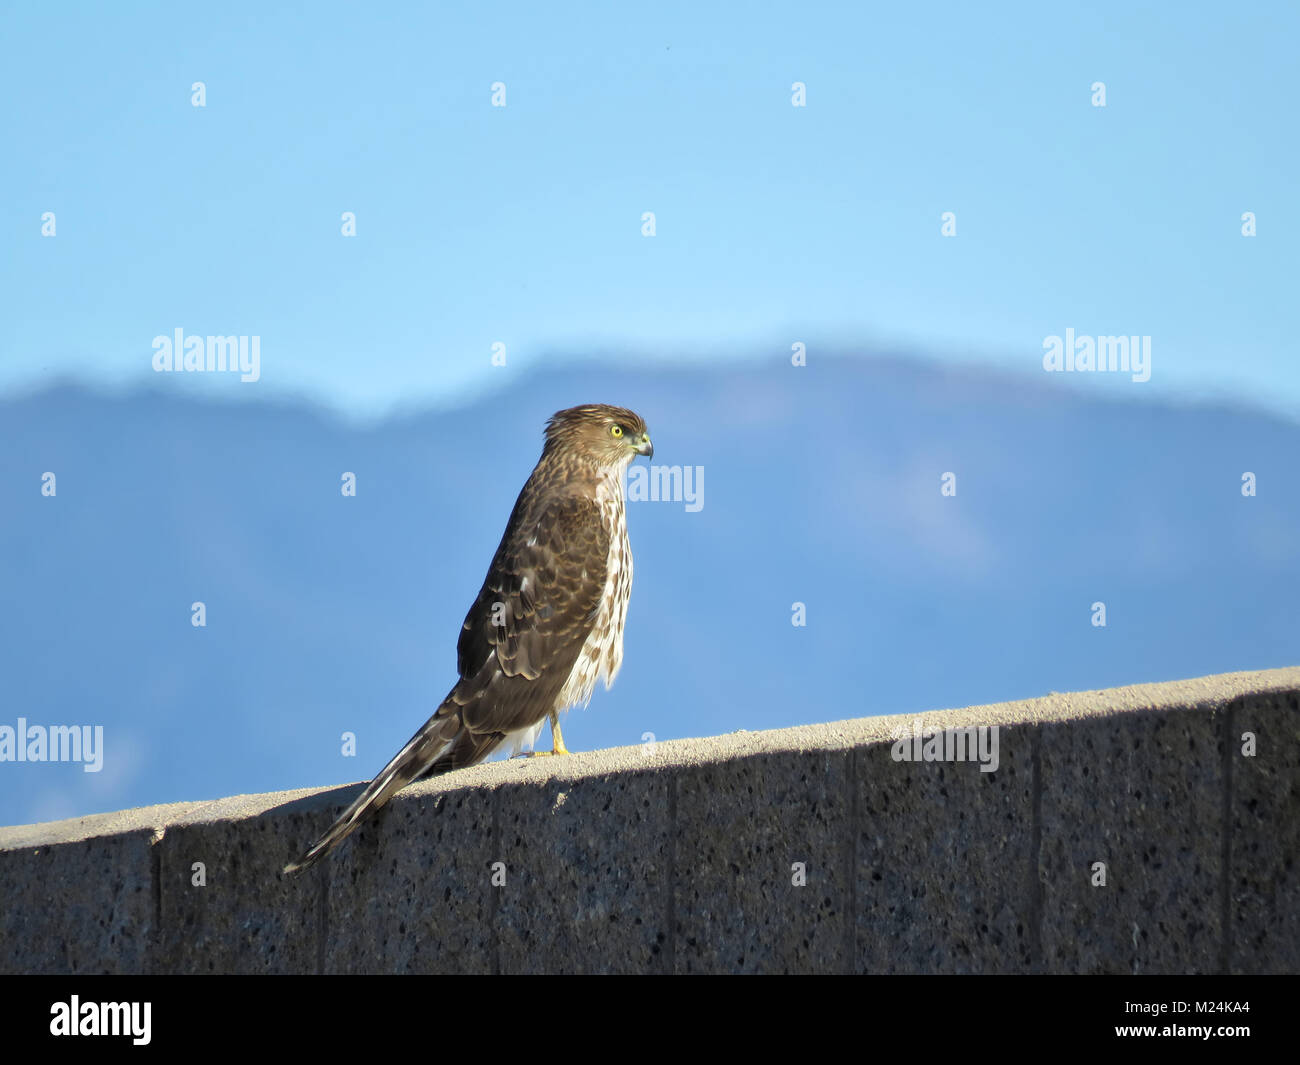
[1227,687,1300,973]
[1039,707,1227,973]
[1,667,1296,974]
[854,720,1037,973]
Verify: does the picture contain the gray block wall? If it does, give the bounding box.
[2,667,1296,974]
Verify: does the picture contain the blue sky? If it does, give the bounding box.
[2,1,1296,420]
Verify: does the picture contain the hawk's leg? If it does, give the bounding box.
[548,711,571,755]
[526,711,571,757]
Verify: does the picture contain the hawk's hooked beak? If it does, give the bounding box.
[634,433,654,459]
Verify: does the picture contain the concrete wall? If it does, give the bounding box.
[2,668,1296,974]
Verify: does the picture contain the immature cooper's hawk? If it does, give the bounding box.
[284,404,653,874]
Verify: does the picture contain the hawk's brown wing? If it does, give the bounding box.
[283,490,609,873]
[437,489,610,764]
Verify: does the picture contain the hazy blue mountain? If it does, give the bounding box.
[2,354,1296,825]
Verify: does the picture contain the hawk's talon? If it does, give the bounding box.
[534,743,571,757]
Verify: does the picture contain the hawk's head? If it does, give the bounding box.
[544,404,653,467]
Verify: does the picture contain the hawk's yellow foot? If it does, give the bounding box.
[528,712,571,756]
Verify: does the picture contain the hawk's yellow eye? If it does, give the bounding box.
[610,425,623,438]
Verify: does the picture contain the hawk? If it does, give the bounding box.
[284,404,653,874]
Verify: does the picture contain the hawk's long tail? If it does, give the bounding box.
[282,703,462,876]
